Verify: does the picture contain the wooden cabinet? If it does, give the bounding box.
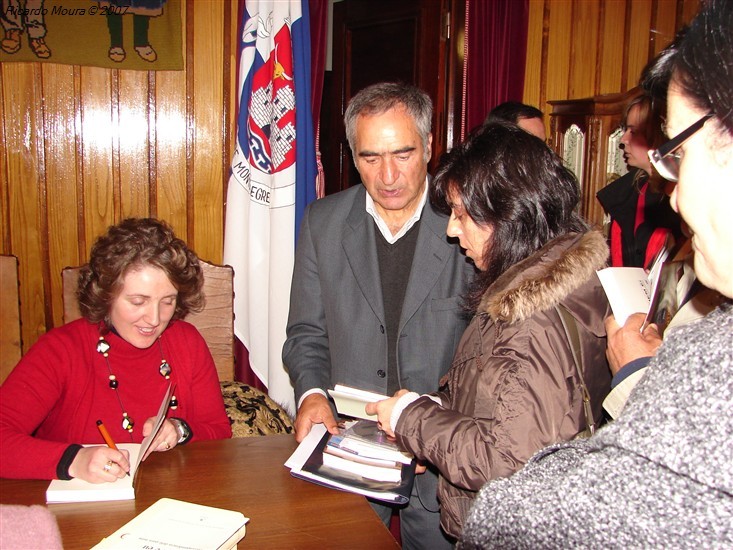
[548,88,641,229]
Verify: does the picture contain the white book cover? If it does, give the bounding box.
[596,266,652,326]
[327,384,386,420]
[91,498,249,550]
[321,451,402,483]
[596,244,670,327]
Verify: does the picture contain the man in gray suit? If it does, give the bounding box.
[283,82,474,548]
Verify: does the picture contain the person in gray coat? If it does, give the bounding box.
[283,82,475,549]
[459,1,733,546]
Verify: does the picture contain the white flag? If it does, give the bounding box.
[224,0,316,413]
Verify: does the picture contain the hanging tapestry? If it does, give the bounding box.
[0,0,182,70]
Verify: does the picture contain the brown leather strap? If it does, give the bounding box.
[555,304,596,436]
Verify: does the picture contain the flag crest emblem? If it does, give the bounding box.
[245,24,296,175]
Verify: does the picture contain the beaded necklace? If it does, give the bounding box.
[96,332,177,435]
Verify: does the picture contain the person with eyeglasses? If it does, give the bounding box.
[602,73,725,420]
[458,1,733,547]
[596,93,682,268]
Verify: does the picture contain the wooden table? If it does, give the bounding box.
[0,435,399,549]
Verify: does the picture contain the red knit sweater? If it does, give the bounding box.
[0,319,231,480]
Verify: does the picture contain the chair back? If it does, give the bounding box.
[61,260,235,381]
[0,255,22,384]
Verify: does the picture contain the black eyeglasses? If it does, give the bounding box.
[648,113,713,182]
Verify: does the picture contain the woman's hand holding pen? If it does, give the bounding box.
[67,446,131,483]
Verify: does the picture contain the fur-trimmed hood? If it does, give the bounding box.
[479,230,609,324]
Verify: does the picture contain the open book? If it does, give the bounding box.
[46,384,173,504]
[285,423,416,504]
[91,498,249,550]
[596,243,673,331]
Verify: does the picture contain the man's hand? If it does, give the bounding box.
[605,313,662,375]
[294,393,339,442]
[365,389,409,438]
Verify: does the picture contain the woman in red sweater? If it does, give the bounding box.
[0,218,231,482]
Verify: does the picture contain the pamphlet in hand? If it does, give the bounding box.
[46,383,173,504]
[285,423,416,504]
[327,384,386,420]
[596,242,672,329]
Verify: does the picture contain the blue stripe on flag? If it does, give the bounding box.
[291,0,317,241]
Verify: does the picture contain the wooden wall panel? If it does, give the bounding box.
[4,64,47,347]
[627,1,654,89]
[80,67,115,241]
[191,0,225,262]
[521,0,545,110]
[652,0,679,57]
[155,71,189,240]
[118,71,152,218]
[544,1,573,115]
[525,0,699,124]
[597,0,627,94]
[0,0,238,355]
[43,64,80,328]
[568,0,600,99]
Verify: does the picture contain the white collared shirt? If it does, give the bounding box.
[365,179,428,244]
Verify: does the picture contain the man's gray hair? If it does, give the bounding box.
[344,82,433,162]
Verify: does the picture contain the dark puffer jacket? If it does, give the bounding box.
[395,231,612,539]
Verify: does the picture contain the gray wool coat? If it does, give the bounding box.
[459,301,733,549]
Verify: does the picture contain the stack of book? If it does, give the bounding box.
[286,420,416,504]
[323,420,413,483]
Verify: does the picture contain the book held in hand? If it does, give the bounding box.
[327,384,386,420]
[596,241,673,330]
[91,497,249,550]
[285,423,416,504]
[330,419,413,464]
[46,384,173,504]
[321,451,402,483]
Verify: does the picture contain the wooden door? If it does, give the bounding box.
[321,0,452,195]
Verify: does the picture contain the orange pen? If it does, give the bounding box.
[96,419,118,450]
[96,419,129,476]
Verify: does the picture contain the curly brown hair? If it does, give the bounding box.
[77,218,205,324]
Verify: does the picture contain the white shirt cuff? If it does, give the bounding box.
[298,387,328,409]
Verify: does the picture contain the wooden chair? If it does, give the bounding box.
[0,255,22,384]
[61,260,293,436]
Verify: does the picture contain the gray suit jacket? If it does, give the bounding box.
[283,184,474,404]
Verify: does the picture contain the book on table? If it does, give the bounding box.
[45,383,173,504]
[285,421,416,504]
[91,497,249,550]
